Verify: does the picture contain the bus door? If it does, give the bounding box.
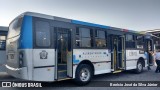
[54,27,72,80]
[111,35,125,72]
[146,39,154,66]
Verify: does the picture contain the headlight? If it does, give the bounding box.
[19,51,24,67]
[19,52,23,60]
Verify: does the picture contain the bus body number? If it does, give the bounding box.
[129,51,137,56]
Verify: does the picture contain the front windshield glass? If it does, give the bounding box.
[8,16,23,39]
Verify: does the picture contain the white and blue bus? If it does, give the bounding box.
[0,26,8,72]
[5,12,154,85]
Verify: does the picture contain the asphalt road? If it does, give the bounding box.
[0,66,159,90]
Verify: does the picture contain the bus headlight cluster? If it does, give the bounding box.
[19,51,24,67]
[19,53,23,59]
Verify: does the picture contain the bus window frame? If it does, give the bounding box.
[125,34,136,49]
[33,17,53,49]
[74,25,108,49]
[135,35,145,50]
[95,29,107,48]
[75,27,93,48]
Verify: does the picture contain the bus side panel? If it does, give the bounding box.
[33,67,55,81]
[32,49,55,81]
[72,49,111,78]
[126,49,146,70]
[33,49,55,67]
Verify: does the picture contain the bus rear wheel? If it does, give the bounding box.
[74,64,93,85]
[135,61,143,74]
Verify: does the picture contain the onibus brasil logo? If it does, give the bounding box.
[2,82,42,87]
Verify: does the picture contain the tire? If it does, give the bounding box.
[135,61,143,74]
[74,64,93,86]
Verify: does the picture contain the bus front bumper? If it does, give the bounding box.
[5,64,28,80]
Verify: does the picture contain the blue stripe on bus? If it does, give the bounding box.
[71,20,109,29]
[19,15,33,49]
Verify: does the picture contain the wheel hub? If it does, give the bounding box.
[138,63,142,71]
[80,68,90,81]
[81,72,85,77]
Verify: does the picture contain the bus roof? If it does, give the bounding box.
[0,26,8,31]
[23,12,142,34]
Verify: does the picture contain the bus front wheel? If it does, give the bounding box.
[74,64,93,85]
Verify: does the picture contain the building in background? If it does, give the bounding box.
[0,26,8,72]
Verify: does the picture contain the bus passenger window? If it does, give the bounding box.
[126,34,136,48]
[136,36,144,49]
[126,34,134,41]
[35,21,51,47]
[75,28,92,47]
[76,28,79,35]
[95,30,107,47]
[0,35,6,50]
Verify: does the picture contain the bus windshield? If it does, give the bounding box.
[8,16,23,39]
